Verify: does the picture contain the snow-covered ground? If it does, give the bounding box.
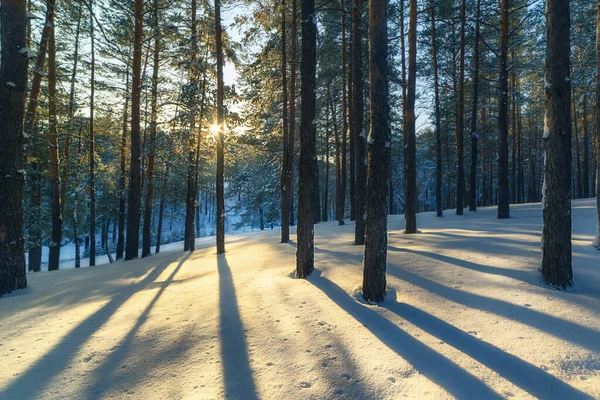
[1,199,599,399]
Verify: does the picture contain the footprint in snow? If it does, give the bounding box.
[387,377,396,383]
[299,381,312,388]
[266,362,274,366]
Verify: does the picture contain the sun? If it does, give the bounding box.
[210,124,220,137]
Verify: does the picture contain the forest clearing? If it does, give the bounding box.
[1,200,599,399]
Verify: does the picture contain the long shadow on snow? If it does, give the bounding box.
[0,256,179,400]
[315,246,600,354]
[217,254,259,400]
[313,247,594,398]
[384,298,592,399]
[306,269,503,399]
[81,252,192,398]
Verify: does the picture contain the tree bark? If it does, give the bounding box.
[0,0,28,295]
[362,0,391,303]
[281,0,291,242]
[142,0,160,257]
[583,95,590,198]
[353,0,366,243]
[89,1,97,266]
[339,0,348,226]
[594,0,600,249]
[497,0,510,219]
[215,0,226,254]
[289,0,298,228]
[323,111,330,222]
[469,0,480,212]
[404,0,417,233]
[572,94,582,199]
[48,26,62,271]
[431,7,442,217]
[455,0,466,215]
[541,0,572,288]
[117,68,130,260]
[296,0,317,279]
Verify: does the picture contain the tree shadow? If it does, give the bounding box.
[217,254,259,400]
[81,252,191,398]
[384,297,592,399]
[314,246,600,354]
[306,269,504,399]
[1,256,179,399]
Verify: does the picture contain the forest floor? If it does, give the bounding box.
[1,199,599,399]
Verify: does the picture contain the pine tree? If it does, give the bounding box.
[541,0,573,288]
[362,0,391,302]
[215,0,226,254]
[0,0,29,296]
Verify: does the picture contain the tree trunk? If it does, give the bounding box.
[74,137,82,268]
[215,0,226,254]
[353,0,366,243]
[572,94,582,199]
[497,0,510,219]
[296,0,317,279]
[404,0,417,234]
[339,0,348,226]
[594,0,600,249]
[455,0,466,215]
[362,0,391,303]
[431,7,442,217]
[89,2,97,266]
[0,0,28,295]
[142,0,160,258]
[583,95,590,198]
[156,160,170,254]
[330,88,342,224]
[469,0,480,212]
[48,26,62,271]
[117,68,130,260]
[289,0,298,228]
[126,0,144,260]
[28,162,42,272]
[323,111,330,222]
[541,0,572,288]
[511,73,517,204]
[281,0,291,242]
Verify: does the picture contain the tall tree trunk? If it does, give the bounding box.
[184,0,198,252]
[28,162,42,272]
[349,33,356,222]
[89,1,97,266]
[0,0,28,295]
[73,137,82,268]
[469,0,480,212]
[117,68,130,260]
[583,95,590,198]
[215,0,226,254]
[339,0,348,226]
[330,87,342,224]
[48,26,62,271]
[541,0,572,288]
[296,0,317,278]
[572,94,582,199]
[126,0,144,260]
[497,0,510,219]
[455,0,466,214]
[594,0,600,249]
[353,0,366,243]
[281,0,291,242]
[431,7,442,217]
[142,0,160,257]
[23,0,56,157]
[404,0,417,234]
[289,0,298,227]
[517,104,524,203]
[323,111,330,222]
[511,73,517,204]
[362,0,391,303]
[156,160,170,254]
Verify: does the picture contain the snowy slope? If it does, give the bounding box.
[1,199,599,399]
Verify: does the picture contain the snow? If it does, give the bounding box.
[1,199,599,399]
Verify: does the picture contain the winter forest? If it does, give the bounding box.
[1,0,600,397]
